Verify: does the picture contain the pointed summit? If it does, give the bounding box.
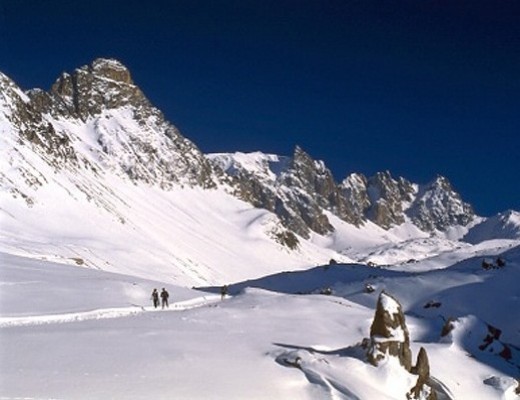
[89,58,133,84]
[408,174,475,231]
[365,171,415,229]
[50,58,149,120]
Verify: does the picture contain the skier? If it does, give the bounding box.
[151,288,159,308]
[160,288,169,309]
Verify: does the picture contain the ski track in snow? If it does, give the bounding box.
[0,295,221,328]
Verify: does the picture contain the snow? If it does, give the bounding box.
[465,210,520,244]
[208,152,289,183]
[2,68,520,399]
[3,241,519,399]
[379,292,401,316]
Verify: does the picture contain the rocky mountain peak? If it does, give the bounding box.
[365,171,415,229]
[339,173,370,223]
[49,58,150,120]
[408,175,475,231]
[89,58,133,84]
[2,59,484,245]
[2,59,221,196]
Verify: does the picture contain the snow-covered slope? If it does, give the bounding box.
[2,58,520,399]
[1,57,501,289]
[464,210,520,244]
[1,244,519,399]
[0,60,356,286]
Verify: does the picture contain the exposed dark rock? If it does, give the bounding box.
[366,293,439,399]
[407,175,474,232]
[366,172,415,229]
[273,229,300,250]
[319,287,333,295]
[49,58,149,121]
[408,347,437,400]
[423,301,441,309]
[366,291,412,371]
[339,173,370,224]
[440,317,456,337]
[364,283,375,293]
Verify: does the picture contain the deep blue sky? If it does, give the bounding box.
[1,0,519,216]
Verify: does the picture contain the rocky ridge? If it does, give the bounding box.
[2,58,480,245]
[1,59,220,194]
[210,150,476,239]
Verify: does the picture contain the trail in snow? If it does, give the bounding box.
[0,295,222,328]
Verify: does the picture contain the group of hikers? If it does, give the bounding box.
[151,288,169,309]
[150,285,229,309]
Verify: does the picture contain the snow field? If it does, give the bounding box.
[1,249,519,399]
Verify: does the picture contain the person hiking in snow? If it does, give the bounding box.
[160,288,169,309]
[151,288,159,308]
[220,285,229,300]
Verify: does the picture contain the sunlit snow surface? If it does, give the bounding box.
[1,76,520,398]
[1,244,519,399]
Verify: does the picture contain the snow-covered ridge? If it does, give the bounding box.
[464,210,520,244]
[2,58,512,242]
[210,150,479,237]
[208,151,290,183]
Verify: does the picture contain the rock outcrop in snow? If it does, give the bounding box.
[408,347,437,400]
[441,316,520,373]
[366,292,438,400]
[366,291,412,370]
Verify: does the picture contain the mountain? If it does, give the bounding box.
[210,151,476,236]
[2,59,219,190]
[1,58,519,287]
[2,58,520,400]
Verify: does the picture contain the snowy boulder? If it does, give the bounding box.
[366,291,412,371]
